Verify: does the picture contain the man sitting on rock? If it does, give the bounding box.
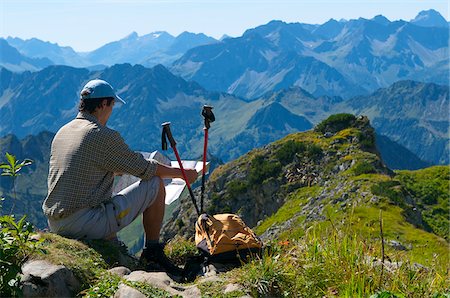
[42,79,197,276]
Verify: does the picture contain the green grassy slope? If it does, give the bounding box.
[162,114,449,296]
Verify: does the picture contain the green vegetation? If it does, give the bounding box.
[255,186,320,235]
[0,152,37,296]
[197,280,245,298]
[164,236,199,266]
[352,160,377,176]
[249,155,282,184]
[2,117,448,297]
[0,215,42,296]
[0,152,33,215]
[275,140,322,164]
[315,113,357,134]
[232,223,448,297]
[369,166,450,241]
[371,180,404,206]
[84,271,173,298]
[226,180,249,199]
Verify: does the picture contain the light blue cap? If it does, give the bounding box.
[80,79,126,105]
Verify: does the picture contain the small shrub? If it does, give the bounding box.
[164,236,199,266]
[352,161,376,176]
[371,181,404,205]
[315,113,356,134]
[275,141,306,164]
[0,152,33,215]
[175,218,184,229]
[249,155,282,184]
[357,131,375,149]
[226,180,248,198]
[306,143,323,159]
[276,141,323,165]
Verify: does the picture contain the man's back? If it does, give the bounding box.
[44,112,116,219]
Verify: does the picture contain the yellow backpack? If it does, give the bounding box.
[195,213,263,262]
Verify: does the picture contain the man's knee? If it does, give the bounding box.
[145,176,165,206]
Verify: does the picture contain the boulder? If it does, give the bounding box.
[125,271,201,297]
[21,260,81,297]
[114,284,146,298]
[108,266,132,277]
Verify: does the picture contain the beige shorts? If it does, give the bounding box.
[48,177,161,239]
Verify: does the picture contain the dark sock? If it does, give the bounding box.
[145,239,160,248]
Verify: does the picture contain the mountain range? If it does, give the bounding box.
[171,11,448,99]
[1,10,448,100]
[3,31,218,70]
[1,63,447,167]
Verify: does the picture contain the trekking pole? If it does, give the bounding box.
[200,105,215,214]
[161,122,200,216]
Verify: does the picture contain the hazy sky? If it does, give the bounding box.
[1,0,448,52]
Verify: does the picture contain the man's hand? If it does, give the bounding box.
[183,168,198,184]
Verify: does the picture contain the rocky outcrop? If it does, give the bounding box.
[21,260,81,297]
[162,115,390,241]
[20,261,246,297]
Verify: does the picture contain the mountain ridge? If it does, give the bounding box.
[0,64,447,165]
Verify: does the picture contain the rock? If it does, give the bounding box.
[114,284,146,298]
[371,259,403,273]
[29,233,42,242]
[224,283,242,293]
[388,240,408,251]
[21,260,81,297]
[197,275,223,284]
[108,266,131,277]
[125,271,201,297]
[324,132,333,138]
[370,196,380,204]
[412,263,429,272]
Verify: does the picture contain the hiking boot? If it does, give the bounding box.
[140,243,183,277]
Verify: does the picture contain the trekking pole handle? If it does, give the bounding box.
[161,122,177,148]
[202,105,215,129]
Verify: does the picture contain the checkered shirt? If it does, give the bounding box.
[43,112,157,219]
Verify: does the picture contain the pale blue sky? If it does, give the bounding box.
[1,0,448,52]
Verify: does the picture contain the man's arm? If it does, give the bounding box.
[155,163,198,184]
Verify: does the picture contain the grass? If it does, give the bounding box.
[255,185,321,235]
[246,165,449,297]
[197,281,245,298]
[396,166,449,240]
[164,236,199,266]
[231,224,449,297]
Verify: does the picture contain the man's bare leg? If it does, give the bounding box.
[143,178,165,241]
[140,178,182,275]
